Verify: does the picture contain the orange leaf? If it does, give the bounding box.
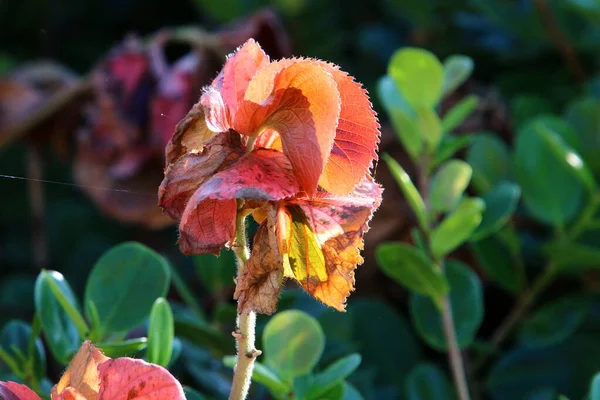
[285,177,383,310]
[97,358,185,400]
[179,197,237,255]
[0,382,41,400]
[195,149,299,201]
[159,132,242,219]
[316,63,380,194]
[235,206,285,314]
[51,340,109,400]
[234,59,341,196]
[219,38,270,115]
[53,388,87,400]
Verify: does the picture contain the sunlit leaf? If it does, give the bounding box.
[0,381,41,400]
[443,55,474,95]
[430,198,485,258]
[429,160,472,213]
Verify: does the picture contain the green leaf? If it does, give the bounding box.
[389,47,445,109]
[511,95,553,126]
[515,117,593,225]
[545,241,600,271]
[84,242,170,336]
[39,270,88,337]
[405,363,454,400]
[416,107,442,153]
[263,310,325,381]
[317,382,346,400]
[519,296,589,348]
[591,372,600,400]
[443,55,474,95]
[441,95,478,133]
[433,135,473,167]
[343,382,364,400]
[223,357,290,397]
[410,260,484,350]
[304,354,362,399]
[487,334,600,400]
[194,251,236,295]
[470,236,520,293]
[174,316,232,357]
[376,243,449,302]
[378,75,422,160]
[95,338,148,358]
[466,133,509,194]
[565,97,600,178]
[34,270,81,365]
[1,321,45,381]
[382,154,428,229]
[147,298,174,367]
[183,386,207,400]
[430,160,472,213]
[430,198,485,258]
[470,181,521,241]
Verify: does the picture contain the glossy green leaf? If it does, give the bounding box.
[378,76,422,160]
[147,298,174,367]
[519,296,589,348]
[304,354,362,399]
[430,160,472,213]
[514,117,592,225]
[487,334,600,400]
[34,270,81,365]
[430,198,485,258]
[416,107,442,153]
[433,135,473,167]
[223,357,290,397]
[410,260,484,350]
[263,310,325,381]
[441,95,478,133]
[84,242,170,336]
[376,243,449,302]
[95,338,147,358]
[194,250,236,295]
[405,363,454,400]
[545,241,600,271]
[347,299,421,385]
[470,181,521,241]
[383,154,428,229]
[565,97,600,178]
[389,47,445,109]
[466,133,509,194]
[0,321,45,381]
[470,236,520,293]
[443,55,474,95]
[591,372,600,400]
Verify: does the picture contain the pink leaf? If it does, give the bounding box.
[0,382,41,400]
[97,358,185,400]
[195,149,299,201]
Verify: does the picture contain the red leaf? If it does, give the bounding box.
[97,358,185,400]
[159,132,242,219]
[0,382,41,400]
[179,197,237,255]
[220,38,270,115]
[234,59,341,196]
[316,63,380,195]
[195,149,299,201]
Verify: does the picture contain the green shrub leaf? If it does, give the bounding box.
[430,160,472,213]
[442,95,478,133]
[405,363,454,400]
[443,55,474,95]
[430,198,485,258]
[147,297,174,367]
[470,236,520,293]
[471,181,521,241]
[410,261,483,350]
[466,133,510,194]
[0,321,46,381]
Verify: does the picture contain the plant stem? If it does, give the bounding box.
[229,210,261,400]
[441,296,471,400]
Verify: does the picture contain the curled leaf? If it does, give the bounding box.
[0,382,42,400]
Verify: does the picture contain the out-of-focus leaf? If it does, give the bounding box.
[443,55,474,96]
[591,372,600,400]
[84,242,170,336]
[263,310,325,381]
[388,47,444,109]
[519,296,590,348]
[430,160,472,213]
[223,357,289,397]
[405,363,454,400]
[304,354,362,399]
[0,321,45,381]
[173,316,232,357]
[376,243,449,302]
[410,261,483,350]
[416,107,442,153]
[511,95,553,126]
[466,133,509,194]
[470,181,521,241]
[194,251,236,295]
[545,241,600,271]
[430,198,485,258]
[441,95,478,133]
[433,135,473,167]
[471,236,520,293]
[383,154,428,229]
[183,386,207,400]
[565,97,600,178]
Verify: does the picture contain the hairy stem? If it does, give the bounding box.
[229,210,261,400]
[441,296,471,400]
